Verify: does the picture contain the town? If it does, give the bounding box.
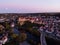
[0,13,60,45]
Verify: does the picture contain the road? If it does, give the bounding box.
[40,32,47,45]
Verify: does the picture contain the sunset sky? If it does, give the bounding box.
[0,0,60,13]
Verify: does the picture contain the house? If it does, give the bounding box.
[0,35,8,45]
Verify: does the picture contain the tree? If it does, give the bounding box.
[16,32,27,43]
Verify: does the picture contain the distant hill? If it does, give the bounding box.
[0,13,60,17]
